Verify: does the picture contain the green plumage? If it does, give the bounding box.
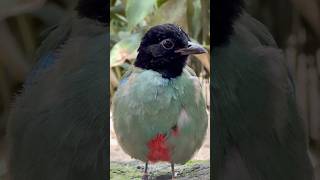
[213,14,313,180]
[112,66,208,164]
[7,17,107,180]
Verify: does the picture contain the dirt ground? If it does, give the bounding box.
[110,112,210,162]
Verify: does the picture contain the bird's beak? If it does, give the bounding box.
[175,41,207,55]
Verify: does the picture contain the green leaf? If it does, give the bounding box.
[201,0,210,43]
[157,0,168,7]
[126,0,156,29]
[110,33,142,67]
[149,0,188,29]
[187,0,201,39]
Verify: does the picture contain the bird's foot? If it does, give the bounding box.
[142,173,149,180]
[171,172,177,180]
[171,163,176,179]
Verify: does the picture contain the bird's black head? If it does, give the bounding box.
[76,0,108,24]
[213,0,244,47]
[134,24,207,79]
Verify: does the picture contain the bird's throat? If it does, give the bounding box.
[134,53,187,79]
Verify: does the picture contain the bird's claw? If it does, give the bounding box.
[172,173,177,179]
[142,173,148,180]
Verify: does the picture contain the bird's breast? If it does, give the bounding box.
[112,68,208,163]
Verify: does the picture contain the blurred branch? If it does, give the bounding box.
[17,15,36,60]
[111,4,125,16]
[201,0,210,44]
[193,53,210,72]
[149,0,188,29]
[290,0,320,40]
[110,69,119,88]
[0,67,10,107]
[0,21,30,82]
[0,67,10,133]
[0,0,46,21]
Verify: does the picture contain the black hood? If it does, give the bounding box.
[213,0,244,47]
[76,0,108,24]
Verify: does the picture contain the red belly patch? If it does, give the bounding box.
[147,134,170,162]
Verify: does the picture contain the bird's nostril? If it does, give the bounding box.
[188,44,192,48]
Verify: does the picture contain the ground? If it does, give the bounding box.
[110,160,210,180]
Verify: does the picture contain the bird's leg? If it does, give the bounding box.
[171,163,175,179]
[142,162,148,180]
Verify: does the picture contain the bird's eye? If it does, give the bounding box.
[161,39,174,49]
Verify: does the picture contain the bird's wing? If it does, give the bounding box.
[218,44,313,180]
[114,66,206,137]
[245,47,312,180]
[112,68,207,162]
[112,68,180,160]
[7,17,107,180]
[238,12,278,47]
[213,9,313,180]
[24,17,73,86]
[168,68,208,163]
[35,17,73,60]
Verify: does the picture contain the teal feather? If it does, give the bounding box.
[213,13,313,180]
[112,66,208,164]
[7,17,107,180]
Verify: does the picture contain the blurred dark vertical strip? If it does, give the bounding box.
[296,54,308,135]
[209,0,213,179]
[0,0,110,179]
[247,0,320,178]
[106,1,111,179]
[201,0,210,44]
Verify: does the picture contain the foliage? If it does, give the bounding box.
[109,0,211,97]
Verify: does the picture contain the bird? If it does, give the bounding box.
[212,0,314,180]
[6,0,108,180]
[112,24,208,179]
